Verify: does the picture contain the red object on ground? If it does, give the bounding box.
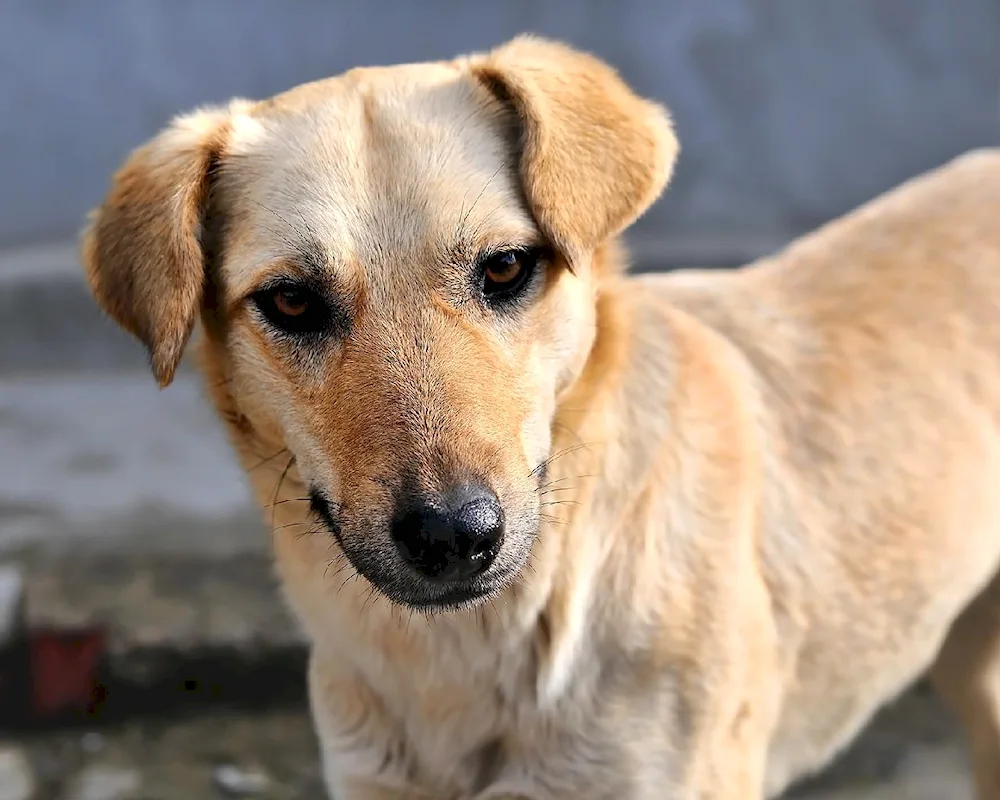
[28,628,107,719]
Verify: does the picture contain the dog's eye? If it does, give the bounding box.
[480,248,544,302]
[251,283,330,335]
[273,288,310,317]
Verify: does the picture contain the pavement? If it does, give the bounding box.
[0,707,977,800]
[0,242,980,798]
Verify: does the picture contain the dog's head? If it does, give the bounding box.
[81,36,677,610]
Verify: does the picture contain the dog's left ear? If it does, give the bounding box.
[80,106,235,387]
[470,36,678,263]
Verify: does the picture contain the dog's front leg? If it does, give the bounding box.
[638,672,775,800]
[931,572,1000,800]
[634,688,776,800]
[653,572,782,799]
[474,675,775,800]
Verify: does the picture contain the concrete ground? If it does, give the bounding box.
[0,709,977,800]
[0,243,980,798]
[0,703,977,799]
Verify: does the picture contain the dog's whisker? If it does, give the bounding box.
[536,472,599,491]
[248,448,291,474]
[485,597,505,635]
[272,519,313,531]
[295,524,324,540]
[456,161,507,236]
[207,375,234,391]
[551,420,590,447]
[361,584,378,614]
[328,560,354,584]
[465,201,511,242]
[264,496,312,509]
[336,571,355,598]
[268,453,298,537]
[529,442,599,479]
[249,199,312,252]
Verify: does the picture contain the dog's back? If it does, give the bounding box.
[643,148,1000,793]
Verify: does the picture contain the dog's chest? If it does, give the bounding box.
[378,631,542,790]
[319,610,553,796]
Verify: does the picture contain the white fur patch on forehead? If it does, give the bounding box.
[223,65,536,284]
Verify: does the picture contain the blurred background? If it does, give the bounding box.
[0,1,997,798]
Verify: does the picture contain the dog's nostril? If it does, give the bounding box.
[454,496,504,555]
[391,486,504,583]
[456,495,500,533]
[471,537,495,558]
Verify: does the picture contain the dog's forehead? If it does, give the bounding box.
[225,62,534,288]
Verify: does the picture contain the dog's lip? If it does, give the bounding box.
[399,562,521,610]
[404,584,494,609]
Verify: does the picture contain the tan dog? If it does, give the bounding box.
[79,35,1000,799]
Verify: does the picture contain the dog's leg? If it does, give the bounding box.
[931,573,1000,799]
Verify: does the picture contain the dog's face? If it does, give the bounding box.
[80,37,677,610]
[206,67,598,608]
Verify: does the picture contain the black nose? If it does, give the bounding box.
[390,485,504,582]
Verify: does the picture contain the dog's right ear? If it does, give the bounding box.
[80,106,235,388]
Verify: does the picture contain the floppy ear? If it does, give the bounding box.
[80,107,233,387]
[470,36,679,263]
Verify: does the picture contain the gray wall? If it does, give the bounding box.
[2,0,999,261]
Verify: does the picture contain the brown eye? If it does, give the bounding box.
[251,282,332,335]
[485,251,524,287]
[273,288,309,317]
[480,248,544,302]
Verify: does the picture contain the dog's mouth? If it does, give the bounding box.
[401,580,501,610]
[308,487,529,611]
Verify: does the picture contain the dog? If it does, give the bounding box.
[79,35,1000,799]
